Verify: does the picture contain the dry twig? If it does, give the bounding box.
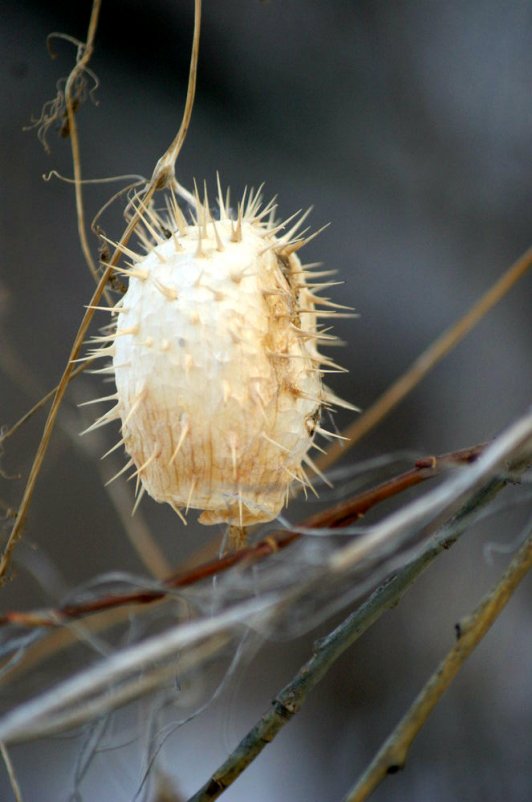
[0,742,24,802]
[0,411,528,746]
[185,427,531,801]
[0,442,484,629]
[0,0,202,584]
[342,527,532,802]
[61,0,111,301]
[2,5,530,798]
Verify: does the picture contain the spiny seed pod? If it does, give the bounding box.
[83,182,355,529]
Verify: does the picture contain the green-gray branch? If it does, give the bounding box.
[187,467,525,802]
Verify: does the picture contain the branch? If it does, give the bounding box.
[0,409,528,746]
[0,198,150,585]
[185,454,529,801]
[0,443,484,628]
[342,528,532,802]
[0,742,23,802]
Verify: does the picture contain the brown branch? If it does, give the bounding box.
[1,417,527,743]
[303,444,483,531]
[0,442,485,628]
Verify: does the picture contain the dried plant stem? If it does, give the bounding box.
[343,529,532,802]
[0,0,203,583]
[63,0,112,305]
[0,443,484,629]
[186,563,438,801]
[0,232,138,584]
[0,414,528,744]
[0,338,167,578]
[151,0,202,190]
[0,742,23,802]
[186,469,525,802]
[1,447,475,690]
[319,245,532,471]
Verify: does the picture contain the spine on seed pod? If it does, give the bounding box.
[81,180,357,530]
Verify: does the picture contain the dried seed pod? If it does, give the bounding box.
[84,183,355,527]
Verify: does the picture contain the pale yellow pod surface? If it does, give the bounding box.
[112,216,322,526]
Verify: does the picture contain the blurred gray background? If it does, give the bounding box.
[0,1,531,801]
